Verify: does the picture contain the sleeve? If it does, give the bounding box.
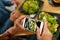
[0,19,13,34]
[2,0,13,6]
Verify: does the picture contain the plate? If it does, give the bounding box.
[19,0,44,18]
[48,13,60,40]
[37,12,60,40]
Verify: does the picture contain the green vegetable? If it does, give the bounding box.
[23,1,39,14]
[29,19,36,32]
[38,12,46,20]
[38,12,58,36]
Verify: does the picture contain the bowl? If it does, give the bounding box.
[53,0,60,3]
[19,0,44,18]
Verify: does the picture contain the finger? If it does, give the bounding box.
[10,11,15,17]
[36,27,40,35]
[43,18,47,29]
[36,27,41,40]
[18,15,28,22]
[14,13,20,19]
[16,21,25,30]
[6,27,16,35]
[14,15,29,30]
[15,12,20,17]
[43,18,51,34]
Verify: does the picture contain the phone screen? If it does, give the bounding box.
[36,21,44,36]
[36,21,41,28]
[25,18,41,26]
[25,18,28,23]
[23,18,37,32]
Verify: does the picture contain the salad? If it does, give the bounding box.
[28,19,36,32]
[22,0,39,14]
[38,12,58,36]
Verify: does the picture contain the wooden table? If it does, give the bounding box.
[41,0,60,14]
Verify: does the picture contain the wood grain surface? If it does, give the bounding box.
[41,0,60,14]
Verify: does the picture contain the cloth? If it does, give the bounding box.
[0,19,13,34]
[0,0,13,34]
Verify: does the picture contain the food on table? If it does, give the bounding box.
[22,1,39,14]
[28,19,36,32]
[38,12,58,36]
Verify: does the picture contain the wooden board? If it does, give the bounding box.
[41,0,60,14]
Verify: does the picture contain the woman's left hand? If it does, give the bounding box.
[8,15,28,35]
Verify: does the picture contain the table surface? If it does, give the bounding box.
[41,0,60,14]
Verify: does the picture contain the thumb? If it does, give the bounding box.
[36,27,41,40]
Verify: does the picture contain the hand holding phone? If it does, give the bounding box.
[22,18,44,35]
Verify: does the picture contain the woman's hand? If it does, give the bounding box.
[14,15,27,30]
[10,10,20,22]
[36,20,52,40]
[9,15,28,35]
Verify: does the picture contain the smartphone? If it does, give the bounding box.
[36,20,44,35]
[22,18,44,35]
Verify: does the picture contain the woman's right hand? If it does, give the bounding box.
[36,20,52,40]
